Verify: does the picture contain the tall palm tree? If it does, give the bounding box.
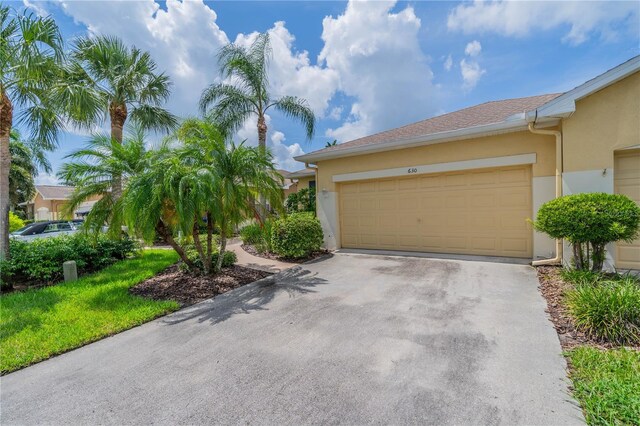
[58,127,150,236]
[0,6,64,258]
[9,129,51,209]
[199,33,316,152]
[60,35,177,200]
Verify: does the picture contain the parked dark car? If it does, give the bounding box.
[10,220,84,241]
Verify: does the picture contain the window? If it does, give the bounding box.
[309,180,316,189]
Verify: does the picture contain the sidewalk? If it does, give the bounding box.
[227,238,296,273]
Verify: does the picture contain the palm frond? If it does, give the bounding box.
[271,95,316,140]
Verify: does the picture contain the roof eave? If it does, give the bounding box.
[296,118,553,163]
[527,55,639,122]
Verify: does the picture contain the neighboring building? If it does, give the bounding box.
[295,56,640,270]
[287,168,317,192]
[277,169,299,199]
[23,185,100,221]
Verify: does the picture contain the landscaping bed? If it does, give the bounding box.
[131,264,271,307]
[535,266,639,425]
[241,243,328,264]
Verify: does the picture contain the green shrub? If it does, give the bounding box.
[240,220,274,253]
[8,212,25,232]
[566,275,640,345]
[533,193,640,271]
[285,188,316,214]
[0,234,139,287]
[271,212,323,259]
[181,248,237,272]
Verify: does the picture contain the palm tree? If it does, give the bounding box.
[199,33,316,152]
[58,127,150,236]
[0,6,64,258]
[325,139,338,147]
[124,118,283,274]
[60,35,177,200]
[9,129,51,209]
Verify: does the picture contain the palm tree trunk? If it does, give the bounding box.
[205,212,213,273]
[155,221,195,269]
[109,102,127,201]
[0,91,13,260]
[192,216,208,274]
[215,231,227,273]
[257,113,268,217]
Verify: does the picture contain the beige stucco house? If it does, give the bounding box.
[295,56,640,270]
[24,185,100,221]
[287,168,316,192]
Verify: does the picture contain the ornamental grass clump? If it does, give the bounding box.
[565,275,640,346]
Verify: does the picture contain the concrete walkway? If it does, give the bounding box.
[227,238,296,273]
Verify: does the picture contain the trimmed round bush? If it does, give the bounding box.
[271,212,323,259]
[533,193,640,271]
[566,276,640,345]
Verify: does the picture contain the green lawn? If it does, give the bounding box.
[0,250,179,374]
[567,347,640,425]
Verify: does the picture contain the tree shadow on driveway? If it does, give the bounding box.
[161,265,328,327]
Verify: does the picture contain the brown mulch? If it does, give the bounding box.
[241,244,330,263]
[130,264,272,307]
[536,266,618,350]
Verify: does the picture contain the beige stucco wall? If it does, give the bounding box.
[562,71,640,172]
[316,131,556,192]
[295,175,316,191]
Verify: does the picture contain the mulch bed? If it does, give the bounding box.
[241,244,329,263]
[536,266,617,350]
[130,264,272,307]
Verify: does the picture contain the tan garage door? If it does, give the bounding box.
[615,149,640,270]
[339,165,533,258]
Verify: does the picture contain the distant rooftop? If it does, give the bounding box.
[36,185,74,200]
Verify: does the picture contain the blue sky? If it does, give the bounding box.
[11,0,640,183]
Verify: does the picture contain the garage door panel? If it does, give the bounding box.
[615,150,640,270]
[340,165,532,258]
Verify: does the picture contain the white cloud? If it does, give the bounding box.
[269,131,305,171]
[23,0,48,17]
[234,22,339,117]
[328,106,343,120]
[447,0,639,45]
[35,173,60,186]
[443,54,453,71]
[460,58,485,90]
[58,0,230,117]
[319,0,439,142]
[235,115,304,171]
[459,40,485,90]
[464,40,482,57]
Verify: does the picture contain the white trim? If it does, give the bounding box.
[332,153,537,183]
[526,56,640,121]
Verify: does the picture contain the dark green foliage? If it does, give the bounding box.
[533,193,640,271]
[1,234,138,287]
[181,248,237,272]
[271,212,323,259]
[565,274,640,346]
[239,220,274,253]
[285,188,316,214]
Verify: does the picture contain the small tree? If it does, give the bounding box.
[285,188,315,214]
[533,193,640,272]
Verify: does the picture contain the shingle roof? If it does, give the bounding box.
[36,185,75,200]
[307,93,562,157]
[288,168,316,178]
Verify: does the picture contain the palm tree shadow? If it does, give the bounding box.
[161,266,328,327]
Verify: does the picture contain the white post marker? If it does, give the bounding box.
[63,261,78,282]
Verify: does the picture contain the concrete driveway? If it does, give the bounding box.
[1,253,584,425]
